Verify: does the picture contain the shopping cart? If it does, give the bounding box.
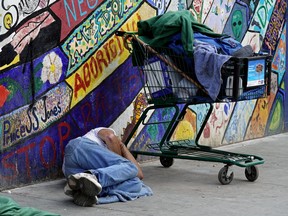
[116,31,271,185]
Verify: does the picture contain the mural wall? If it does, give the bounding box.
[0,0,287,189]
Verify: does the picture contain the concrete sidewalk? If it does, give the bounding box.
[1,133,288,216]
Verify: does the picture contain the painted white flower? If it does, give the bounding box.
[41,51,63,84]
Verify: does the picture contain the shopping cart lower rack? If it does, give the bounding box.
[116,31,269,185]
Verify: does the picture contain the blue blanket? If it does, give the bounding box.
[193,40,231,100]
[98,181,153,204]
[168,33,232,100]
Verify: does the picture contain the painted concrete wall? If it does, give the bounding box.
[0,0,287,189]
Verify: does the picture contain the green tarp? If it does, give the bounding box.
[137,10,224,56]
[0,196,60,216]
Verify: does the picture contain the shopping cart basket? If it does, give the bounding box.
[116,31,270,185]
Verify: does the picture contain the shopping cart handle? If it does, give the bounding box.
[115,31,126,36]
[115,31,138,37]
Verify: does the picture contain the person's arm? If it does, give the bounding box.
[119,142,144,180]
[97,128,144,180]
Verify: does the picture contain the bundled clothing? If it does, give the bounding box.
[137,10,223,57]
[136,10,247,101]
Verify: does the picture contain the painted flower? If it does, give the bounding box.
[41,51,63,84]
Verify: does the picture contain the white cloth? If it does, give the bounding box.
[82,127,116,148]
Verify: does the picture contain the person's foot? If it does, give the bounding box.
[67,173,102,197]
[72,191,97,207]
[64,183,76,197]
[64,181,98,207]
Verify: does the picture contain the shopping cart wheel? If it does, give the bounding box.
[245,165,259,182]
[218,165,234,185]
[160,156,174,168]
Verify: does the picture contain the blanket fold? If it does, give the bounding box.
[193,40,231,100]
[98,181,153,204]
